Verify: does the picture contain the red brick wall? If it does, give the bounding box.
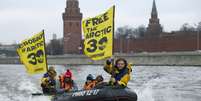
[63,20,82,54]
[114,33,201,53]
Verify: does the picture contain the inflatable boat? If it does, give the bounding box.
[51,85,137,101]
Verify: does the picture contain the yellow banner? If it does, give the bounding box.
[82,6,115,60]
[17,31,47,75]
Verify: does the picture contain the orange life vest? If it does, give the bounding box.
[63,82,73,92]
[83,81,96,90]
[59,74,73,92]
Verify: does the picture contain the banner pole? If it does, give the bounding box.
[111,5,115,77]
[42,29,48,72]
[112,5,115,56]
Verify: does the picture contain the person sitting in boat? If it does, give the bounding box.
[58,69,73,88]
[58,73,65,89]
[95,75,104,86]
[94,75,107,88]
[104,58,132,87]
[65,69,72,78]
[48,66,57,80]
[41,72,56,95]
[58,69,72,88]
[83,74,96,90]
[58,69,78,92]
[47,66,57,89]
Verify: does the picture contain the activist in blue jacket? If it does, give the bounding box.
[41,73,56,95]
[41,66,57,95]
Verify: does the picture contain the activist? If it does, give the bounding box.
[94,75,105,87]
[64,69,72,78]
[58,69,78,92]
[47,66,57,79]
[58,69,72,89]
[41,72,56,95]
[83,74,96,90]
[40,66,57,95]
[104,58,132,87]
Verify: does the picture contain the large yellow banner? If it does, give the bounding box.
[82,6,115,60]
[17,31,47,75]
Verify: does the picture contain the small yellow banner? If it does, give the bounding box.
[82,6,115,60]
[17,31,47,75]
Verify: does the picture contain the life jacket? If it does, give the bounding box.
[114,67,128,81]
[65,69,72,78]
[41,77,49,88]
[83,81,96,90]
[41,77,55,88]
[63,81,73,92]
[59,74,73,91]
[104,63,132,87]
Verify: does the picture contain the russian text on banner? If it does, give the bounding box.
[17,31,47,75]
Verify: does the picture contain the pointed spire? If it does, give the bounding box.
[151,0,158,18]
[146,0,162,37]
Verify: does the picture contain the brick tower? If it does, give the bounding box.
[146,0,162,37]
[63,0,82,54]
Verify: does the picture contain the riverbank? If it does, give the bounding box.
[1,51,201,66]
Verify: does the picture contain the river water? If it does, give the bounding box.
[0,65,201,101]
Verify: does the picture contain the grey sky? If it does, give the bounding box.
[0,0,201,44]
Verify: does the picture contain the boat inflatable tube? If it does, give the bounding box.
[52,86,137,101]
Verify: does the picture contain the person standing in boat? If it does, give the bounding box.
[41,66,57,94]
[47,66,57,90]
[48,66,57,79]
[104,58,132,87]
[41,73,50,94]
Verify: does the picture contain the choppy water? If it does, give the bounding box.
[0,65,201,101]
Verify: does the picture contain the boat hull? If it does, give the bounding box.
[52,86,137,101]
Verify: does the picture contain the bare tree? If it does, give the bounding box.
[115,26,136,39]
[46,39,63,55]
[197,21,201,31]
[180,23,195,32]
[135,25,146,38]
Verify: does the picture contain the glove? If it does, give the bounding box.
[106,59,112,65]
[110,77,116,83]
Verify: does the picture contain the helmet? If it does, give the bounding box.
[86,74,94,80]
